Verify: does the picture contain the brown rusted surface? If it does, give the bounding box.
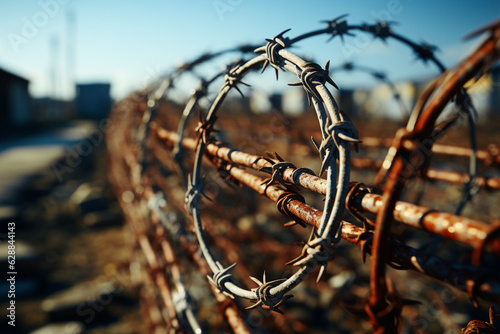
[369,156,406,334]
[151,124,330,194]
[360,136,500,166]
[142,188,253,334]
[109,122,252,334]
[427,168,500,190]
[151,124,500,195]
[351,156,500,190]
[213,159,500,305]
[365,23,500,332]
[415,34,499,136]
[358,193,500,255]
[151,124,500,255]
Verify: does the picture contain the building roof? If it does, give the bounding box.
[0,67,29,84]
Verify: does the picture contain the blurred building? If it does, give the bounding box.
[338,89,356,118]
[0,68,32,134]
[251,91,285,113]
[33,97,72,122]
[364,81,416,120]
[282,89,308,116]
[75,83,112,119]
[269,93,282,112]
[250,90,273,114]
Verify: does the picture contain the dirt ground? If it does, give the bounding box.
[1,140,144,333]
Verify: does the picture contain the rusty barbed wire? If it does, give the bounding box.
[462,305,500,334]
[365,19,500,333]
[146,127,500,306]
[185,41,353,313]
[107,16,500,334]
[149,124,500,259]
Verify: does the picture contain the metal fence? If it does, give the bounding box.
[106,16,500,333]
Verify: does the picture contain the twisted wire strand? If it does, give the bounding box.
[185,35,353,309]
[145,129,500,305]
[150,124,500,258]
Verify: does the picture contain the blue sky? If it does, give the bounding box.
[0,0,499,100]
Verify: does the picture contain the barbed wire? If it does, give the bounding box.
[150,124,500,260]
[107,16,500,333]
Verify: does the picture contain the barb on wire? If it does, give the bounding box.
[277,191,307,228]
[462,305,500,334]
[207,262,238,299]
[362,21,395,41]
[289,60,338,104]
[323,14,354,42]
[287,223,343,282]
[246,273,293,314]
[259,152,298,190]
[223,62,251,97]
[255,28,290,79]
[288,15,447,73]
[185,174,211,214]
[311,111,359,176]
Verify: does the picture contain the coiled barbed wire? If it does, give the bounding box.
[108,16,500,333]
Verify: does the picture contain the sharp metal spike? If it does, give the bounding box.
[325,60,330,71]
[234,85,244,98]
[338,133,361,143]
[254,46,265,53]
[199,191,212,202]
[319,155,330,176]
[273,308,284,315]
[274,152,284,162]
[285,255,304,266]
[224,262,238,272]
[215,261,224,270]
[290,256,310,267]
[316,264,326,283]
[245,301,263,310]
[326,76,339,90]
[311,137,321,151]
[306,92,312,106]
[260,60,269,74]
[249,276,263,286]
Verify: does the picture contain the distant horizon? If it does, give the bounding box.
[1,1,499,100]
